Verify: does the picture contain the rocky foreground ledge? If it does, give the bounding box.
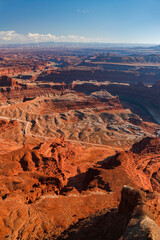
[1,137,160,239]
[56,186,160,240]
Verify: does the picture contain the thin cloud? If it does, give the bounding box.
[28,33,92,42]
[28,33,57,42]
[77,9,89,14]
[0,31,94,43]
[0,31,26,42]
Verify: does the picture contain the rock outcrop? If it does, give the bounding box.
[56,186,160,240]
[0,75,19,87]
[81,137,160,193]
[0,119,18,132]
[0,138,74,204]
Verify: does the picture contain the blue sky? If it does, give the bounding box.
[0,0,160,44]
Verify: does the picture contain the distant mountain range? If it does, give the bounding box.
[0,42,157,49]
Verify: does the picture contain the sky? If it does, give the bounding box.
[0,0,160,44]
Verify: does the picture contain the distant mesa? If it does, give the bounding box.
[91,53,160,64]
[0,75,19,87]
[17,74,33,80]
[151,44,160,51]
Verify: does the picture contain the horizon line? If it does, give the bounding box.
[0,41,159,46]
